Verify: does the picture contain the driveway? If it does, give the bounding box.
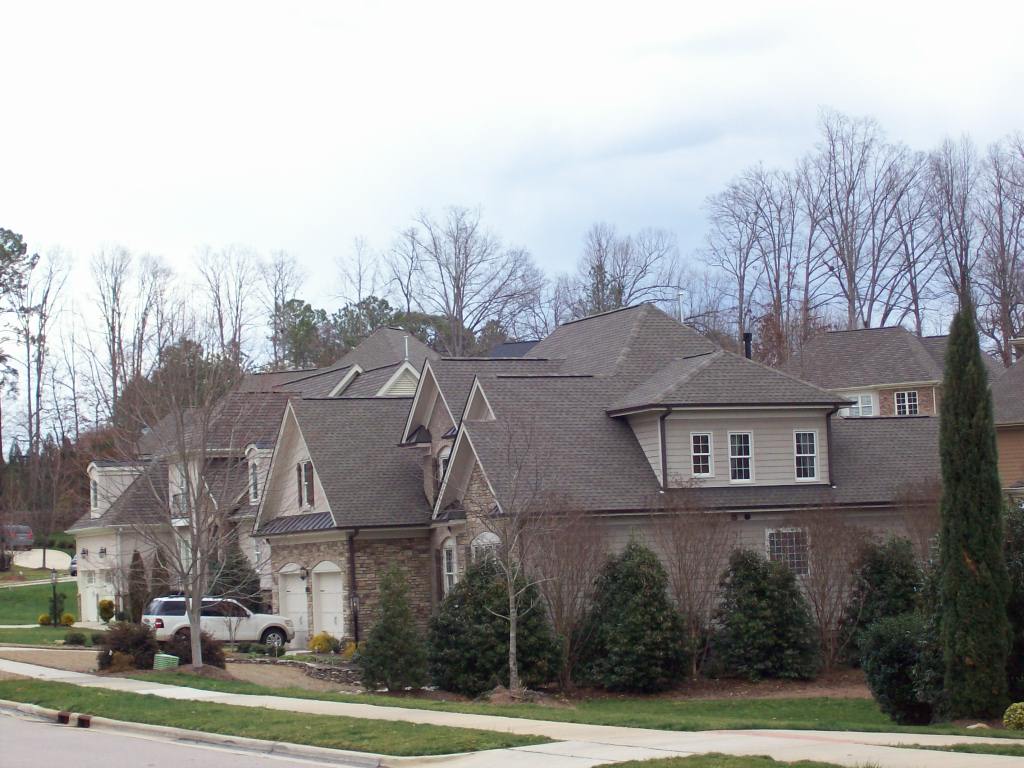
[1,656,1023,767]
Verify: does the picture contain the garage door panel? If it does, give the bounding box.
[280,574,308,645]
[314,571,344,636]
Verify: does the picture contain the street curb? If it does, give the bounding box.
[0,698,407,766]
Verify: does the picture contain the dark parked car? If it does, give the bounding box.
[0,525,34,551]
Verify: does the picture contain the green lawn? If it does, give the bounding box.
[0,626,103,646]
[0,679,548,756]
[0,581,77,623]
[904,742,1024,757]
[136,670,1022,740]
[0,567,58,583]
[617,757,851,768]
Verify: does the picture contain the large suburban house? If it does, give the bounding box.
[68,327,436,622]
[253,305,946,646]
[784,327,1024,496]
[74,307,1022,645]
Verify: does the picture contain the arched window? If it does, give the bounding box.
[249,461,260,503]
[441,537,457,595]
[437,446,452,485]
[471,531,500,562]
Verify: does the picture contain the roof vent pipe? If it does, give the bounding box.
[743,332,753,360]
[404,336,409,361]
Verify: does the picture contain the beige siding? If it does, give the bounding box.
[627,413,662,484]
[999,425,1024,488]
[259,409,331,523]
[664,410,830,487]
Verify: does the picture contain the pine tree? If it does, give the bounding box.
[939,300,1010,718]
[358,566,428,690]
[127,550,149,622]
[209,539,262,610]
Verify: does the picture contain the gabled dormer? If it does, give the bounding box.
[608,350,850,489]
[87,461,145,519]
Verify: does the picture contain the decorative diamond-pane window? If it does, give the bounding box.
[729,433,752,481]
[691,433,712,477]
[767,528,809,576]
[794,431,817,480]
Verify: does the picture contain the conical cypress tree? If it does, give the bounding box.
[359,566,428,690]
[939,300,1010,718]
[127,550,149,622]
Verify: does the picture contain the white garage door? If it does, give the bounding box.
[314,570,344,637]
[279,573,308,645]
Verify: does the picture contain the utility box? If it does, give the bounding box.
[153,653,179,670]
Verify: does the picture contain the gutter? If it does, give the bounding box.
[826,406,838,487]
[347,529,360,643]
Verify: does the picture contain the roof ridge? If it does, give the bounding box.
[610,303,653,373]
[648,350,722,401]
[557,302,650,327]
[825,326,911,334]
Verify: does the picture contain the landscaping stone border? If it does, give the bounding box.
[230,656,363,687]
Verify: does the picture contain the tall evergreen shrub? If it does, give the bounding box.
[938,301,1010,718]
[358,566,428,690]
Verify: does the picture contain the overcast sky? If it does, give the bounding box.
[3,2,1024,308]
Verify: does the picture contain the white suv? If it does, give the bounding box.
[142,596,294,647]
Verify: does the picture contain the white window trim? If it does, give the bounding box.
[437,445,452,486]
[299,460,314,508]
[90,479,98,509]
[895,390,919,416]
[727,431,754,484]
[441,537,458,595]
[765,526,810,577]
[841,392,875,418]
[471,531,500,562]
[793,429,819,482]
[689,431,715,478]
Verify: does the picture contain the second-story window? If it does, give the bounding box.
[842,393,874,417]
[437,446,452,486]
[794,431,818,481]
[249,461,260,504]
[729,432,753,482]
[90,479,98,509]
[691,433,713,477]
[296,461,315,507]
[895,391,919,416]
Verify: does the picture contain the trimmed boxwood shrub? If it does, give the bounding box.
[578,540,687,692]
[166,629,226,669]
[861,613,938,725]
[359,566,428,690]
[64,632,87,646]
[429,559,559,697]
[90,632,106,646]
[841,537,923,664]
[711,549,819,681]
[96,622,158,670]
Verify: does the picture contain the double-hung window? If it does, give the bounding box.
[729,432,753,482]
[691,433,713,478]
[794,431,818,481]
[895,391,919,416]
[296,461,315,507]
[767,528,809,576]
[842,393,874,417]
[90,479,98,509]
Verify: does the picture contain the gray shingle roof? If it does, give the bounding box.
[290,398,431,528]
[339,363,402,398]
[273,366,353,397]
[68,460,169,531]
[992,359,1024,425]
[783,326,1005,390]
[489,340,540,358]
[430,358,564,422]
[335,327,438,371]
[784,327,945,389]
[610,350,848,413]
[530,304,717,377]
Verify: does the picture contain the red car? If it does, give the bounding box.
[0,525,34,551]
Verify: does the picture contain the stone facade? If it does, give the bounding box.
[878,386,938,417]
[268,532,433,646]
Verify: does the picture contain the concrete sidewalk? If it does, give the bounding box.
[1,656,1023,767]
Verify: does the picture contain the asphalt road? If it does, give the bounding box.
[0,711,346,767]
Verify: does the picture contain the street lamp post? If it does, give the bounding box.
[50,569,59,626]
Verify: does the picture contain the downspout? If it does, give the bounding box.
[826,408,837,486]
[659,408,672,490]
[347,529,360,643]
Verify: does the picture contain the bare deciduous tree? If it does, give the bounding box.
[653,491,736,677]
[197,245,261,366]
[524,501,606,690]
[260,251,305,369]
[929,136,981,308]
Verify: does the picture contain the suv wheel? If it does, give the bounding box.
[261,628,287,647]
[173,628,191,643]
